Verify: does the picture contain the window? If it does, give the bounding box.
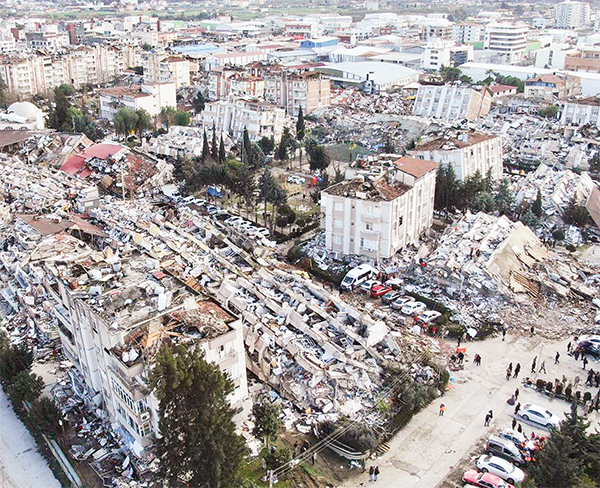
[333,235,342,245]
[334,202,343,211]
[334,218,343,228]
[366,223,373,231]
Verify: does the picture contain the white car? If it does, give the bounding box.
[391,297,414,310]
[255,227,270,238]
[225,217,244,226]
[360,279,381,292]
[476,455,525,485]
[401,301,427,316]
[418,310,442,323]
[287,176,305,184]
[498,428,536,452]
[518,404,561,429]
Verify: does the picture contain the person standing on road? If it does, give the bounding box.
[531,357,537,374]
[439,403,446,416]
[517,423,523,433]
[512,418,517,430]
[513,363,521,378]
[514,402,521,415]
[514,388,519,401]
[485,412,492,426]
[374,466,379,482]
[506,366,512,381]
[539,361,546,374]
[567,341,572,353]
[369,466,374,482]
[555,352,560,364]
[502,328,506,341]
[583,356,588,370]
[458,352,464,364]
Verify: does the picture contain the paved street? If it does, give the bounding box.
[338,333,600,488]
[0,388,61,488]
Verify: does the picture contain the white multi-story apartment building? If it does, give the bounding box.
[201,97,285,142]
[99,82,176,120]
[0,33,17,54]
[0,45,136,96]
[264,71,331,116]
[143,53,190,88]
[41,245,249,457]
[204,51,267,71]
[421,40,474,70]
[554,1,591,28]
[483,22,529,63]
[412,84,493,121]
[561,98,600,127]
[320,157,438,259]
[26,32,70,52]
[411,133,503,181]
[453,23,485,44]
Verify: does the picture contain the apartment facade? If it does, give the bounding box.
[564,46,600,73]
[422,40,474,70]
[524,74,581,100]
[26,32,70,52]
[453,23,485,44]
[202,98,285,142]
[561,98,600,127]
[483,23,529,63]
[204,51,267,71]
[99,82,176,120]
[42,251,249,457]
[321,157,438,259]
[264,71,330,116]
[412,84,492,121]
[411,133,503,181]
[143,53,190,88]
[0,45,135,96]
[554,1,591,28]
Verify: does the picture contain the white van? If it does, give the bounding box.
[341,264,377,291]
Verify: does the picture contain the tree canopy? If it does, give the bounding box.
[252,402,282,447]
[150,345,246,488]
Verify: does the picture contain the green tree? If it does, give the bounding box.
[258,136,275,155]
[532,189,543,217]
[57,83,75,97]
[277,127,291,161]
[0,78,8,110]
[29,397,62,436]
[219,135,226,164]
[434,163,459,211]
[8,371,44,403]
[142,42,152,51]
[494,178,513,215]
[441,66,462,82]
[202,129,211,164]
[590,152,600,173]
[564,196,589,227]
[211,124,219,160]
[308,145,330,171]
[174,111,190,126]
[0,344,34,383]
[150,345,246,488]
[135,108,152,141]
[113,108,138,139]
[252,402,282,447]
[193,92,206,113]
[48,86,71,130]
[539,105,559,119]
[159,106,177,127]
[296,106,305,142]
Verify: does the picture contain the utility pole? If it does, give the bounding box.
[268,469,273,488]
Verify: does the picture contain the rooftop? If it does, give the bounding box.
[414,132,498,151]
[324,178,411,201]
[393,157,439,179]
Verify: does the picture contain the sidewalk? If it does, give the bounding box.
[337,334,599,488]
[0,389,61,488]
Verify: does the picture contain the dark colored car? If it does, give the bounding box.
[577,340,600,358]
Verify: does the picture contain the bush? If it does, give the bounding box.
[319,420,378,452]
[536,379,546,390]
[262,447,291,470]
[566,244,577,252]
[552,229,565,241]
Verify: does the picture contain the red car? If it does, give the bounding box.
[371,284,392,298]
[463,470,515,488]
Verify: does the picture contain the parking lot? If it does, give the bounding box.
[337,332,600,488]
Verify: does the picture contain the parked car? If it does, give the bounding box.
[206,205,220,215]
[476,455,525,485]
[360,279,381,293]
[401,301,427,316]
[287,175,305,184]
[518,404,561,429]
[462,470,515,488]
[384,278,403,289]
[382,291,402,304]
[576,340,600,358]
[486,436,526,466]
[391,297,414,310]
[225,217,245,226]
[341,264,377,291]
[498,429,536,452]
[371,284,393,298]
[418,310,442,323]
[255,227,270,238]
